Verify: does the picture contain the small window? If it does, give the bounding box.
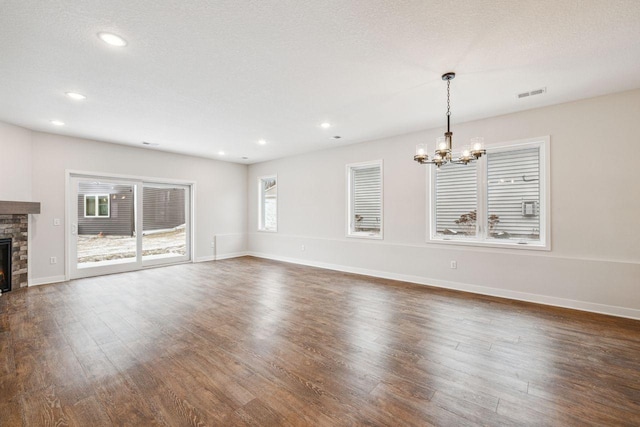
[258,175,277,232]
[429,137,549,249]
[84,195,110,218]
[347,160,383,239]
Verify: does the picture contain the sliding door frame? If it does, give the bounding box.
[65,170,196,281]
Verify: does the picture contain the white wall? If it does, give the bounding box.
[0,121,32,201]
[0,124,247,284]
[247,89,640,319]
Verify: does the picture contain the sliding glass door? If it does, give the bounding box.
[142,183,189,266]
[69,174,191,279]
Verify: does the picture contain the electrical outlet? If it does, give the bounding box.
[53,218,61,226]
[210,242,215,248]
[450,260,457,269]
[50,257,57,264]
[301,244,305,251]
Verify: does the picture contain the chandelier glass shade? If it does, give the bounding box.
[414,72,485,167]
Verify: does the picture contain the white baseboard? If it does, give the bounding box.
[247,251,640,320]
[29,275,67,287]
[215,251,248,260]
[196,252,248,263]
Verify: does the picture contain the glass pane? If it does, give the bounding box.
[77,181,136,268]
[98,196,109,216]
[487,147,540,241]
[85,197,96,216]
[435,162,477,237]
[261,178,277,231]
[142,185,187,260]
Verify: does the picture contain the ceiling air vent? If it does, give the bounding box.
[517,87,546,99]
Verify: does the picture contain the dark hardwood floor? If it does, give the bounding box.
[1,256,639,426]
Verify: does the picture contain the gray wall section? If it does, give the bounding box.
[77,184,185,236]
[77,194,134,236]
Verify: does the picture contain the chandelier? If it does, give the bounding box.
[414,72,485,167]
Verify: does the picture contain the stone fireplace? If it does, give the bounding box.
[0,201,41,292]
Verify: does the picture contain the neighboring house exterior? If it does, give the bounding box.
[142,186,186,232]
[78,182,185,236]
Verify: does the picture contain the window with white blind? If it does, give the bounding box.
[434,162,478,237]
[258,175,277,232]
[430,137,549,249]
[347,160,383,239]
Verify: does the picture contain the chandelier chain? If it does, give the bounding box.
[446,79,451,116]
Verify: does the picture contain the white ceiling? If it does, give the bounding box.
[1,0,640,164]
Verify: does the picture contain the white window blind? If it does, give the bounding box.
[487,147,540,241]
[429,137,549,249]
[347,161,383,238]
[435,162,477,237]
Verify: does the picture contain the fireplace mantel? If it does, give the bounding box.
[0,201,41,215]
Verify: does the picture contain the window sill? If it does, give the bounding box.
[428,237,550,251]
[347,232,383,240]
[258,229,278,233]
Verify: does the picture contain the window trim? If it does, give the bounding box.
[346,159,384,240]
[428,136,550,251]
[83,194,110,218]
[258,174,278,232]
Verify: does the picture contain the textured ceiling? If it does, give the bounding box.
[1,0,640,163]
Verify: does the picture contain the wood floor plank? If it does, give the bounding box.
[20,385,72,427]
[429,390,518,426]
[233,397,290,427]
[0,373,20,402]
[0,331,16,377]
[59,320,101,357]
[244,379,338,425]
[74,347,120,383]
[0,399,23,427]
[13,344,50,395]
[40,346,91,392]
[64,395,113,427]
[91,374,162,426]
[3,256,640,425]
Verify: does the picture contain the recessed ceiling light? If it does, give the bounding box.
[65,92,86,100]
[50,120,65,126]
[242,156,249,160]
[331,135,341,139]
[142,141,159,146]
[258,139,267,145]
[320,122,331,129]
[218,151,225,155]
[97,32,127,47]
